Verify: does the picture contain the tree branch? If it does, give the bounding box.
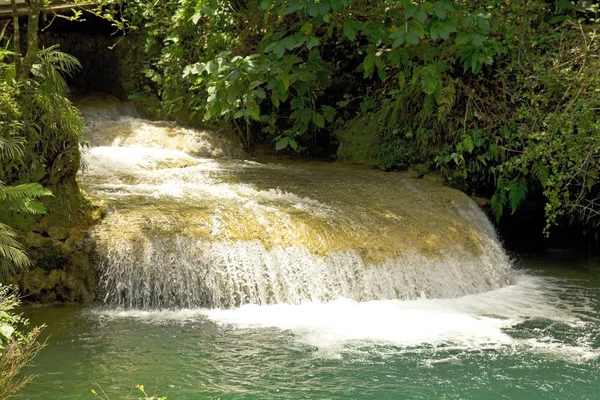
[18,0,43,80]
[10,0,21,75]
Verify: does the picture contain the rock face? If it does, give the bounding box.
[2,192,105,304]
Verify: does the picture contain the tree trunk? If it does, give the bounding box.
[18,0,43,80]
[10,0,21,75]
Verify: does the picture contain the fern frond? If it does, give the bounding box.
[0,135,26,161]
[491,191,506,222]
[508,177,528,213]
[33,45,82,95]
[420,63,443,96]
[461,134,475,153]
[532,162,550,187]
[437,83,456,120]
[0,223,30,270]
[0,183,53,202]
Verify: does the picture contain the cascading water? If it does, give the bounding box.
[78,96,514,309]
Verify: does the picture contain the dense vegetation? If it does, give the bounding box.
[0,284,45,399]
[0,10,84,395]
[117,0,599,241]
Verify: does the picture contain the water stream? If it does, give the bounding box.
[78,96,513,309]
[20,97,600,398]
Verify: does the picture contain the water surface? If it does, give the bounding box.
[21,259,600,399]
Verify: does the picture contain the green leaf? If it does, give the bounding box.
[455,32,469,45]
[363,54,377,78]
[471,34,486,47]
[191,12,202,25]
[280,73,291,90]
[432,2,447,19]
[477,16,491,31]
[387,49,401,64]
[406,32,420,45]
[343,21,357,41]
[323,106,335,122]
[409,21,425,38]
[276,137,290,151]
[390,30,406,48]
[307,2,320,17]
[415,9,428,24]
[313,113,325,128]
[260,0,271,10]
[331,0,345,12]
[555,0,573,10]
[404,3,418,18]
[0,323,14,340]
[307,36,320,49]
[289,138,299,151]
[283,2,302,15]
[272,41,286,57]
[360,97,374,112]
[301,22,313,35]
[438,22,456,40]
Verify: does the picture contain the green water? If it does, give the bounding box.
[19,257,600,399]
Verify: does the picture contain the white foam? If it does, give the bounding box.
[90,276,599,362]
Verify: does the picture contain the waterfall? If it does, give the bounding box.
[80,96,514,310]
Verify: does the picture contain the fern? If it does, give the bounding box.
[32,45,82,96]
[0,223,30,270]
[491,191,506,222]
[0,135,26,161]
[532,162,550,187]
[461,134,475,153]
[0,183,52,203]
[0,183,52,271]
[508,177,528,214]
[437,82,456,120]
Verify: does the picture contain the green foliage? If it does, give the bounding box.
[0,284,45,399]
[0,182,52,272]
[435,1,600,235]
[124,0,600,237]
[0,41,77,271]
[126,0,496,151]
[0,46,84,186]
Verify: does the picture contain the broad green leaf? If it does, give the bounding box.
[331,0,344,12]
[409,21,425,38]
[301,22,313,35]
[0,323,15,340]
[323,106,335,122]
[477,16,491,31]
[273,41,286,57]
[404,3,418,18]
[433,2,447,19]
[343,21,357,41]
[307,2,319,17]
[313,113,325,128]
[471,34,486,47]
[276,137,290,151]
[307,36,320,49]
[390,30,406,48]
[415,9,428,23]
[406,32,420,45]
[260,0,271,10]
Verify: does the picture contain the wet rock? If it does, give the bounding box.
[21,268,47,298]
[46,269,68,290]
